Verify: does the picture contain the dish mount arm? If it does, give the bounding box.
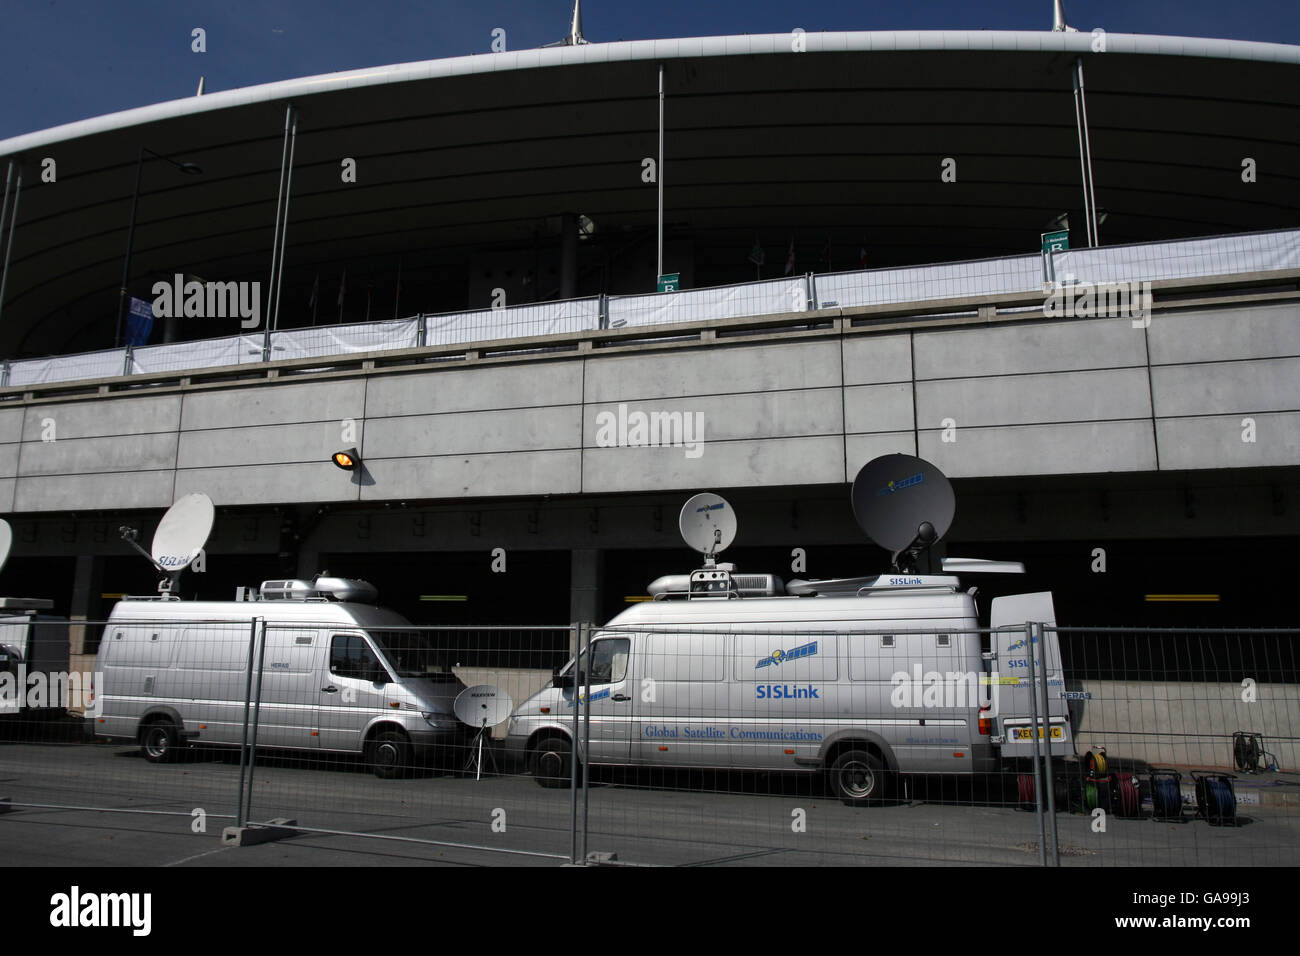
[119,526,182,593]
[890,520,937,573]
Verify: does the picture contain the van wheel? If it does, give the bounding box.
[140,720,180,764]
[829,750,887,806]
[367,730,410,779]
[533,736,575,788]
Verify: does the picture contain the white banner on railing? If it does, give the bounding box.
[1053,229,1300,285]
[6,349,126,386]
[814,257,1043,310]
[269,318,420,360]
[609,277,806,329]
[423,298,601,347]
[131,334,251,374]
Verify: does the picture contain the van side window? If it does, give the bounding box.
[584,639,629,685]
[330,635,383,680]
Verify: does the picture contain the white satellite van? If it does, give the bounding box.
[93,496,466,777]
[506,456,1072,804]
[92,577,468,777]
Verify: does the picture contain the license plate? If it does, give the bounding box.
[1012,726,1063,741]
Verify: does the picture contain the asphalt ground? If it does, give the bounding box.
[1,737,1297,868]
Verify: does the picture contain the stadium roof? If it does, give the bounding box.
[2,29,1298,355]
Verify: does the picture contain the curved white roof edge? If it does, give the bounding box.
[3,29,1298,157]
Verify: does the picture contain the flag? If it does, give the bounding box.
[308,272,319,309]
[125,296,154,347]
[337,269,346,308]
[784,237,796,276]
[747,237,765,267]
[859,246,868,269]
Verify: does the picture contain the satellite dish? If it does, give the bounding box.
[150,493,215,573]
[0,519,11,577]
[679,492,737,560]
[454,685,514,729]
[850,455,955,554]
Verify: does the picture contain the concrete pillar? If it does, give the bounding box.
[68,554,103,655]
[569,547,603,633]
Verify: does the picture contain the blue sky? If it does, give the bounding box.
[1,0,1297,140]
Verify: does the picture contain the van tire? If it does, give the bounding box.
[829,750,887,805]
[366,730,411,779]
[533,736,575,788]
[140,719,180,764]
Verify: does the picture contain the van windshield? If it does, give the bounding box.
[368,629,458,680]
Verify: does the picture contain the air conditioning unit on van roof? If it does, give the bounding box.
[648,570,784,599]
[259,577,379,604]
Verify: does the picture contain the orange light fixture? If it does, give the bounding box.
[332,447,360,471]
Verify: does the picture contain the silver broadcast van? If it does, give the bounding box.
[506,459,1072,805]
[505,574,1069,804]
[92,577,467,777]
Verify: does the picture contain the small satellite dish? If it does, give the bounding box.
[151,493,215,573]
[0,519,12,576]
[851,454,955,556]
[679,492,737,560]
[454,685,514,729]
[455,685,514,780]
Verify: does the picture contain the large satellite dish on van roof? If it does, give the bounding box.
[679,492,736,561]
[151,493,215,573]
[851,455,955,564]
[120,493,215,593]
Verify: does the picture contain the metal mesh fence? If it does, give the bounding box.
[1,617,1295,866]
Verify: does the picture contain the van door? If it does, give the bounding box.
[989,593,1071,756]
[318,632,392,753]
[636,631,729,766]
[256,626,321,750]
[565,635,633,765]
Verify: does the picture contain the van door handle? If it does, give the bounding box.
[612,694,631,702]
[322,686,338,693]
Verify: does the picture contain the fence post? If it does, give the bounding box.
[235,617,261,827]
[569,621,581,864]
[243,618,269,824]
[806,271,817,312]
[416,312,427,348]
[122,344,133,377]
[1035,621,1061,866]
[1023,621,1047,865]
[581,621,592,863]
[1,359,8,387]
[598,294,609,330]
[261,323,271,363]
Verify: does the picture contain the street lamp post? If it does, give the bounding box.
[115,147,202,348]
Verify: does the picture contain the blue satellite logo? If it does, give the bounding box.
[876,472,924,497]
[756,641,818,669]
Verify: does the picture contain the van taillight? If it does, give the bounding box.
[978,706,992,736]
